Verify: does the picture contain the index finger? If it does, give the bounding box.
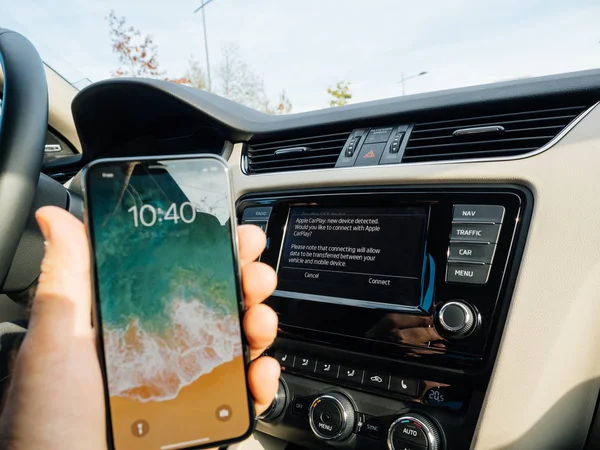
[238,224,266,267]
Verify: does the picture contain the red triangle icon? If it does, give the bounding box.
[363,150,376,159]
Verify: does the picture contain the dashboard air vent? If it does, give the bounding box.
[403,104,589,163]
[246,131,351,174]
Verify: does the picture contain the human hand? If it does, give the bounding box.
[0,206,280,450]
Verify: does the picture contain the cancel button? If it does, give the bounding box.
[304,271,320,279]
[368,277,391,286]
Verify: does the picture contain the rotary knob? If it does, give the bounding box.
[388,413,442,450]
[309,392,356,442]
[436,301,477,339]
[258,379,287,422]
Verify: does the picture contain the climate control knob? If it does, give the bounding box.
[309,392,356,441]
[258,379,287,422]
[388,413,442,450]
[436,301,477,339]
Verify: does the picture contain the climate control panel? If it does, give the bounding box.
[255,372,473,449]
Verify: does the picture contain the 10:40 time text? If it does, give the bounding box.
[127,202,197,228]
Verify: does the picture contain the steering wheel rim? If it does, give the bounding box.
[0,29,48,287]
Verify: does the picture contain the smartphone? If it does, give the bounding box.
[83,155,254,450]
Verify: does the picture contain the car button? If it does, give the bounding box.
[291,396,311,418]
[453,204,505,223]
[446,263,491,284]
[242,207,272,221]
[389,376,419,397]
[355,143,386,166]
[450,223,501,243]
[363,370,390,389]
[364,127,394,144]
[392,439,427,450]
[393,420,428,447]
[448,242,496,264]
[316,361,340,378]
[274,351,295,368]
[296,356,317,373]
[339,366,364,384]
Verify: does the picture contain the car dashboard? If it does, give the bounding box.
[58,69,600,449]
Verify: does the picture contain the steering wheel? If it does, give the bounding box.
[0,29,48,288]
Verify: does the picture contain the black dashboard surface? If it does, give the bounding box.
[71,69,600,162]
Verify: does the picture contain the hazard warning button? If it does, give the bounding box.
[355,143,385,167]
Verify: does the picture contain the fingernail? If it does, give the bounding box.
[35,210,51,242]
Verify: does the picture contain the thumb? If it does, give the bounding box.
[29,206,93,338]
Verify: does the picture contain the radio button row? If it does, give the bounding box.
[448,242,496,264]
[450,223,501,243]
[453,204,505,223]
[446,263,491,284]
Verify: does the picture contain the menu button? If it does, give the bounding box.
[446,263,491,284]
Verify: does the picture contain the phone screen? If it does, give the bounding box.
[85,157,252,450]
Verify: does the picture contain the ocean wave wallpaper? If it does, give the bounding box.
[88,159,249,450]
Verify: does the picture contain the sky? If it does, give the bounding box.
[2,0,600,113]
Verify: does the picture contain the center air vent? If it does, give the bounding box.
[245,131,351,174]
[403,103,589,163]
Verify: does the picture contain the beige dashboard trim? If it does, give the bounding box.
[229,104,600,449]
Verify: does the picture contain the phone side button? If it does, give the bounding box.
[389,376,420,397]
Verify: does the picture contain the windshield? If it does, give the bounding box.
[2,1,599,114]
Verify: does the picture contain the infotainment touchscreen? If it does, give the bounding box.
[275,206,429,311]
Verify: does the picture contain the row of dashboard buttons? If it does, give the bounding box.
[274,351,420,397]
[446,204,505,285]
[335,126,409,168]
